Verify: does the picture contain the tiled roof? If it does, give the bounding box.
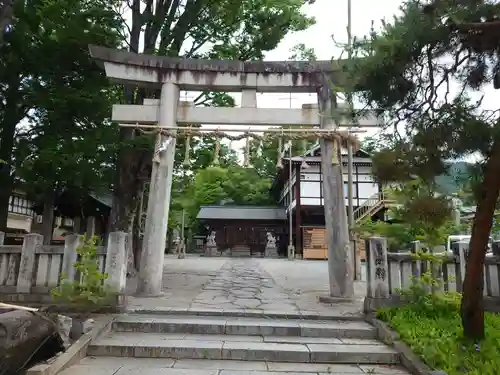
[197,206,286,220]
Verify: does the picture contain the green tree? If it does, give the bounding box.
[249,135,316,179]
[109,0,316,237]
[350,0,500,339]
[0,0,122,231]
[185,166,274,222]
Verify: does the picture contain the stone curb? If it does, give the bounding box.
[125,307,366,321]
[365,314,447,375]
[26,316,114,375]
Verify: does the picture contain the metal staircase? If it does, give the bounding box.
[353,192,396,223]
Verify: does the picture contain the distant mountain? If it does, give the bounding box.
[434,161,473,195]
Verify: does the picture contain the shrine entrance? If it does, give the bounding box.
[90,45,378,298]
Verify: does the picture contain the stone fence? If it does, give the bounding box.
[364,237,500,312]
[0,231,129,303]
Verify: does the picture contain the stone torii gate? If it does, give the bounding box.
[89,45,377,299]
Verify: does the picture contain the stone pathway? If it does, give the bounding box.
[58,257,412,375]
[190,260,300,311]
[126,256,365,316]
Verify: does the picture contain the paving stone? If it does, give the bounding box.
[266,362,364,373]
[184,334,264,342]
[225,319,301,336]
[80,356,175,368]
[299,321,376,339]
[307,344,399,364]
[263,336,343,344]
[116,369,218,375]
[58,364,123,375]
[219,372,316,375]
[340,338,385,345]
[358,365,411,374]
[88,335,225,359]
[172,359,267,371]
[221,341,310,362]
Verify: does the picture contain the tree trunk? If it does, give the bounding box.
[461,140,500,340]
[0,73,24,231]
[41,193,55,245]
[0,0,14,46]
[0,114,18,232]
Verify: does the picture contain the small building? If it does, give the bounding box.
[196,145,389,258]
[4,190,36,244]
[196,206,287,256]
[31,191,112,242]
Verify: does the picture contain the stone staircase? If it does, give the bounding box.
[69,311,409,374]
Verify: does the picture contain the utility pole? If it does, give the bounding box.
[346,0,361,280]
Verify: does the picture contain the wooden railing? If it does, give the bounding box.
[353,192,396,223]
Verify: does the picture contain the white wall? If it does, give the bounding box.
[7,213,33,232]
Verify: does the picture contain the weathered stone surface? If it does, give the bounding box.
[204,246,221,257]
[307,343,399,364]
[71,356,411,374]
[57,314,72,348]
[221,341,310,362]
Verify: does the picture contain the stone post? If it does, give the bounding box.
[0,231,4,245]
[86,216,96,237]
[104,231,128,294]
[366,237,389,300]
[458,239,469,290]
[62,234,82,283]
[493,240,500,256]
[137,82,179,296]
[17,233,43,293]
[125,232,136,277]
[73,217,82,234]
[410,241,422,286]
[317,84,353,298]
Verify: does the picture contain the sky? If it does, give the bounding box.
[129,0,498,158]
[182,0,499,146]
[182,0,406,151]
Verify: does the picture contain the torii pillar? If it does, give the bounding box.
[137,83,179,296]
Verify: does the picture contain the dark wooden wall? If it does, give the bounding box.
[202,219,287,255]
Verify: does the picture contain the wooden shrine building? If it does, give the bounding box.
[196,145,389,259]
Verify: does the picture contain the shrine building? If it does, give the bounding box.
[196,145,390,259]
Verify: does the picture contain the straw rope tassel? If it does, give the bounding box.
[152,132,162,163]
[212,136,220,166]
[182,135,191,167]
[332,138,340,165]
[243,133,250,168]
[276,137,283,169]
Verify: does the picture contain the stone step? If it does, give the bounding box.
[113,315,377,339]
[88,332,399,364]
[124,307,366,321]
[62,357,411,375]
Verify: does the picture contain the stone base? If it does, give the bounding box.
[318,295,355,304]
[264,246,278,258]
[134,291,165,298]
[204,246,221,257]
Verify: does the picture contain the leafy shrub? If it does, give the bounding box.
[52,235,114,310]
[377,252,500,375]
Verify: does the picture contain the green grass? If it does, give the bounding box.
[377,296,500,375]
